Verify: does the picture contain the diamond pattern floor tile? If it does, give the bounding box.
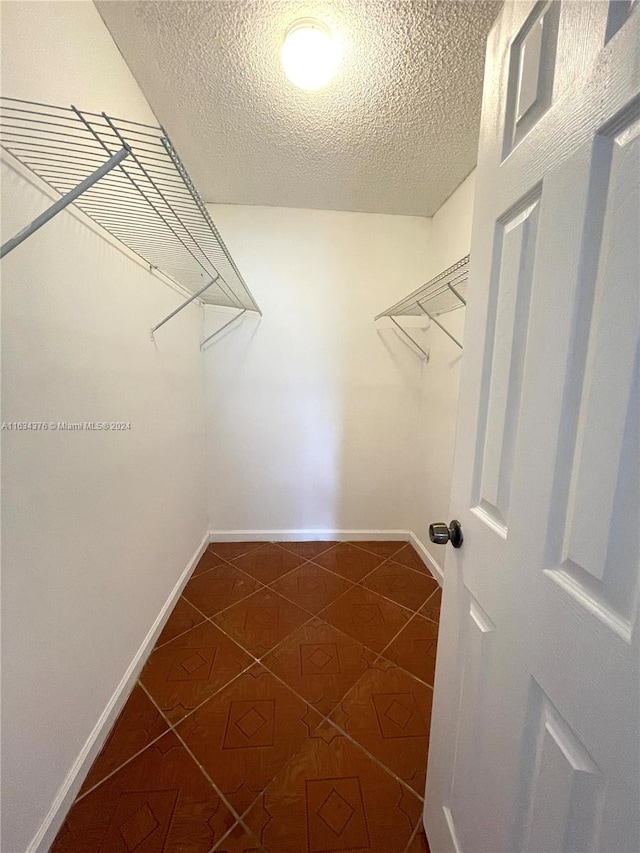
[213,822,267,852]
[244,722,421,853]
[261,618,377,716]
[419,588,442,623]
[408,825,432,852]
[192,548,229,577]
[155,596,205,647]
[381,614,439,686]
[212,588,310,657]
[183,563,262,617]
[319,585,412,654]
[312,543,387,582]
[53,542,441,851]
[269,563,353,614]
[279,540,337,559]
[361,562,439,611]
[231,544,307,584]
[209,542,267,560]
[329,661,433,795]
[391,544,429,573]
[353,540,405,558]
[79,685,168,796]
[140,620,253,723]
[177,665,322,816]
[52,731,235,852]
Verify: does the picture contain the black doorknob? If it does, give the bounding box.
[429,519,463,548]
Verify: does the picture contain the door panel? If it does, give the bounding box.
[514,680,604,853]
[546,113,640,636]
[425,2,640,851]
[474,192,540,532]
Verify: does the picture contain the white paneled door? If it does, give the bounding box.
[425,2,639,852]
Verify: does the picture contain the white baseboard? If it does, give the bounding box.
[207,529,443,585]
[29,531,210,853]
[208,529,411,543]
[409,532,444,585]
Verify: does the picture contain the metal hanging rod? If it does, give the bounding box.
[0,96,261,318]
[374,254,469,354]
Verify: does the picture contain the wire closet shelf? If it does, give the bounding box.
[0,97,261,319]
[375,254,469,353]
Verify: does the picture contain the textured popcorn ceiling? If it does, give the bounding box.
[96,1,500,216]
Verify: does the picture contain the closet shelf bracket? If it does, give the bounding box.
[374,254,469,355]
[151,274,220,339]
[418,303,463,350]
[0,146,129,258]
[201,308,247,350]
[389,317,430,361]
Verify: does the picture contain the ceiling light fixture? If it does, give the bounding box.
[280,19,340,91]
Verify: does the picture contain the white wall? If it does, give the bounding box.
[1,3,207,851]
[411,171,476,571]
[203,173,475,549]
[203,205,432,535]
[203,175,475,549]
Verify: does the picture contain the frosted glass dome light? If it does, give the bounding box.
[281,19,340,90]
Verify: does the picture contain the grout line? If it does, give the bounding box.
[209,818,263,853]
[162,551,380,654]
[152,551,439,707]
[165,573,433,826]
[150,598,321,728]
[408,816,431,853]
[208,823,236,853]
[274,540,337,559]
[80,625,432,837]
[206,540,265,559]
[321,716,425,802]
[210,596,319,664]
[194,548,319,596]
[350,540,406,559]
[173,596,211,624]
[384,555,440,580]
[376,655,437,691]
[146,651,261,725]
[207,585,316,631]
[419,584,441,613]
[73,542,437,845]
[159,587,436,740]
[323,604,438,710]
[186,577,270,622]
[79,658,262,807]
[304,557,432,620]
[220,625,435,815]
[225,677,426,832]
[152,598,213,650]
[222,555,440,683]
[375,608,427,662]
[403,820,421,853]
[230,694,426,833]
[138,681,246,825]
[195,542,435,625]
[73,723,170,803]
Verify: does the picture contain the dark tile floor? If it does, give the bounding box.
[53,541,440,853]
